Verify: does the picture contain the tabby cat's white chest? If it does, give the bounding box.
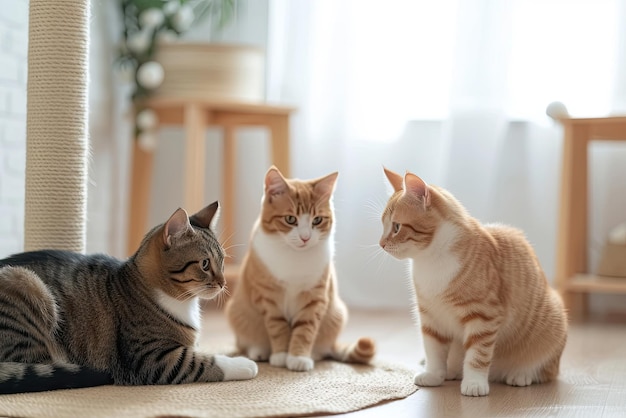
[155,290,201,331]
[252,223,332,290]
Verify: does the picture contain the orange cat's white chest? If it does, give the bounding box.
[252,224,332,287]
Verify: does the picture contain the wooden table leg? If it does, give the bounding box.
[183,103,208,214]
[222,124,237,254]
[127,140,154,256]
[556,123,590,319]
[269,115,291,177]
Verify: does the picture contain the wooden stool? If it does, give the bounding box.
[555,116,626,319]
[127,98,296,263]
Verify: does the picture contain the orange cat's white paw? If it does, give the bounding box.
[246,346,270,362]
[269,352,288,367]
[414,371,445,387]
[460,378,489,396]
[286,354,314,371]
[215,355,258,381]
[505,372,533,387]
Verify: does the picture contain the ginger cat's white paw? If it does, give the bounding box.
[286,354,314,371]
[505,371,534,387]
[414,371,445,387]
[461,377,489,396]
[246,346,270,362]
[214,355,258,381]
[269,352,288,367]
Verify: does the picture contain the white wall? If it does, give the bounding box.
[0,0,28,257]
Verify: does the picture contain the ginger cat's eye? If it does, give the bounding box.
[285,215,297,225]
[312,216,323,226]
[201,258,211,271]
[393,222,400,233]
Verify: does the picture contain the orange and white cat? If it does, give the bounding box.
[226,166,375,371]
[379,168,567,396]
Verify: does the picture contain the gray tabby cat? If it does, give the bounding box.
[0,202,257,394]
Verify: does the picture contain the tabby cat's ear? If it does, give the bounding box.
[190,201,220,230]
[404,172,431,207]
[313,172,339,201]
[264,166,288,199]
[163,208,191,249]
[383,167,404,192]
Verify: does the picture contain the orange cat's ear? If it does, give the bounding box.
[383,167,404,192]
[313,171,339,201]
[265,166,288,199]
[163,208,191,249]
[404,172,431,207]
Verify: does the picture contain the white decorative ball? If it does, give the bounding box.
[136,61,165,90]
[163,0,180,16]
[172,4,195,32]
[546,101,569,120]
[138,131,158,152]
[127,31,151,54]
[136,109,158,130]
[139,8,165,29]
[608,223,626,246]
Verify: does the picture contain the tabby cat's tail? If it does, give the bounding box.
[0,362,113,394]
[331,337,376,364]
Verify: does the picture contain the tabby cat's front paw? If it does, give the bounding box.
[286,354,314,372]
[215,355,258,381]
[269,352,287,367]
[460,377,489,396]
[414,371,445,387]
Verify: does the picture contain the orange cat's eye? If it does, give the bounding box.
[312,216,323,226]
[393,222,400,233]
[285,215,297,225]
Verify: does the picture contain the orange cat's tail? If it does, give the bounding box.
[331,337,376,364]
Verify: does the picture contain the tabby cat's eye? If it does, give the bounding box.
[285,215,297,225]
[201,258,211,271]
[312,216,323,226]
[393,222,400,233]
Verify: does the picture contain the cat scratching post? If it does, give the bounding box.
[24,0,90,252]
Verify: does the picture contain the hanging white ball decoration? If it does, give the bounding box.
[127,30,151,55]
[163,0,180,17]
[138,131,158,152]
[139,8,165,29]
[136,61,165,90]
[172,4,195,32]
[546,101,569,120]
[136,109,159,131]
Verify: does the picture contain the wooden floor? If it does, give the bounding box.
[200,307,626,418]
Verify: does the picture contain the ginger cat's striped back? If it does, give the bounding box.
[379,168,567,396]
[226,166,375,371]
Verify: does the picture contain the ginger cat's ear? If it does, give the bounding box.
[163,208,191,249]
[383,167,404,192]
[265,166,289,201]
[313,172,339,201]
[404,172,431,207]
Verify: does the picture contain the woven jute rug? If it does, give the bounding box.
[0,360,417,418]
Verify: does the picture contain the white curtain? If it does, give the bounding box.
[266,0,626,311]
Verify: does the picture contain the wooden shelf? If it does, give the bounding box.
[566,274,626,294]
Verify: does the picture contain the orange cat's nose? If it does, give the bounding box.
[379,239,386,249]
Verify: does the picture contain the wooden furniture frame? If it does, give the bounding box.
[555,116,626,318]
[127,97,296,259]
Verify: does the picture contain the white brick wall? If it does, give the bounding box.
[0,0,28,258]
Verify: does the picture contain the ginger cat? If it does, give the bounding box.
[226,167,375,372]
[379,168,567,396]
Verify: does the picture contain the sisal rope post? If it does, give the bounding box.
[25,0,90,253]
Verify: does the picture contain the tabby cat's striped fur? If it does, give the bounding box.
[380,168,567,397]
[226,167,375,372]
[0,202,257,394]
